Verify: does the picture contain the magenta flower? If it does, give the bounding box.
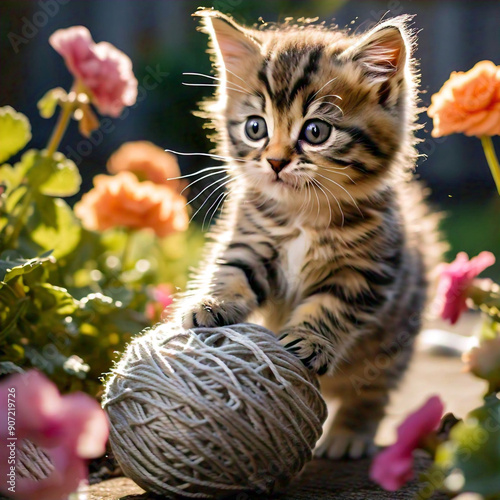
[49,26,138,117]
[146,283,174,323]
[0,370,109,500]
[435,251,496,324]
[370,396,444,491]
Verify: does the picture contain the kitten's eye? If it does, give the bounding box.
[301,120,332,145]
[245,116,268,141]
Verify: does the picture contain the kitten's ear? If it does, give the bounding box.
[340,17,411,82]
[193,9,261,74]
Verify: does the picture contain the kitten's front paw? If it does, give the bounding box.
[315,429,377,460]
[278,328,333,375]
[182,297,248,329]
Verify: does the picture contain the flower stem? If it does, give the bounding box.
[3,190,33,248]
[121,229,134,270]
[418,432,441,457]
[46,93,76,158]
[481,136,500,197]
[487,380,500,396]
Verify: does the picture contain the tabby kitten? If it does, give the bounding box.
[173,10,442,459]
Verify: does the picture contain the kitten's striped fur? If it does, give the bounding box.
[172,10,443,459]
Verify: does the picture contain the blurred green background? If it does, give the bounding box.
[1,0,499,278]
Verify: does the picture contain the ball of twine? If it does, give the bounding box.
[103,323,327,498]
[16,440,54,481]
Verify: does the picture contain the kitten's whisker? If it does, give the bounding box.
[165,149,249,163]
[187,175,230,206]
[305,173,321,224]
[212,179,243,224]
[183,72,257,96]
[217,192,231,221]
[309,93,343,109]
[315,100,344,116]
[190,175,244,222]
[180,169,228,195]
[307,182,313,219]
[307,178,316,220]
[308,78,339,102]
[299,178,312,218]
[317,165,356,184]
[314,172,362,216]
[225,68,264,98]
[168,166,228,181]
[303,161,351,172]
[182,82,253,96]
[202,191,226,230]
[310,176,336,227]
[208,191,229,228]
[312,177,341,227]
[324,164,351,171]
[315,93,343,101]
[319,166,352,174]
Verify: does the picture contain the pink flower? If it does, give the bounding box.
[370,396,444,491]
[0,370,109,500]
[49,26,138,117]
[435,251,496,324]
[146,284,174,323]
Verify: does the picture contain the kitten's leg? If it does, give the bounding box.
[278,290,418,458]
[277,293,362,376]
[181,240,277,328]
[316,377,387,460]
[316,329,417,459]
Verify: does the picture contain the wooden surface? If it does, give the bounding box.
[85,454,447,500]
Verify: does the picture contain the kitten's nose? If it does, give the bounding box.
[267,158,290,175]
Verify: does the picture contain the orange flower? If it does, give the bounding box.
[107,141,181,189]
[428,61,500,137]
[75,171,188,237]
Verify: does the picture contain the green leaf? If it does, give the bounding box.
[31,283,78,316]
[39,153,81,197]
[5,186,27,213]
[0,252,55,283]
[37,87,67,119]
[0,106,31,163]
[23,150,81,197]
[436,395,500,496]
[29,197,81,258]
[0,297,29,341]
[0,160,31,193]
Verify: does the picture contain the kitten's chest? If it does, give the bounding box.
[279,227,327,293]
[278,226,339,294]
[281,229,309,286]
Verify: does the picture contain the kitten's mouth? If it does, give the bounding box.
[271,175,286,186]
[271,175,298,190]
